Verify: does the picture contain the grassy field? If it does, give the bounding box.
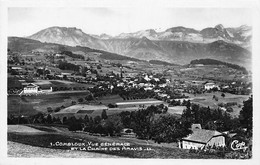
[8,92,91,116]
[184,92,250,117]
[36,80,95,89]
[168,106,186,115]
[8,78,95,90]
[7,124,221,159]
[8,141,120,158]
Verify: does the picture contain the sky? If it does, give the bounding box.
[8,8,252,37]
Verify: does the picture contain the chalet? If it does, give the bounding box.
[153,78,160,82]
[158,93,169,98]
[144,75,151,81]
[11,66,22,70]
[23,83,39,94]
[21,83,53,95]
[159,84,167,88]
[182,129,225,150]
[144,87,153,91]
[204,82,219,90]
[10,66,27,75]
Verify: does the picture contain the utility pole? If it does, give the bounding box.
[120,66,123,79]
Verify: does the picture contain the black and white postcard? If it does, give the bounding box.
[1,0,260,164]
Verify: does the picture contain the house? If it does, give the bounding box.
[204,82,219,90]
[159,84,167,88]
[22,83,53,95]
[144,87,153,91]
[23,83,39,94]
[144,75,151,81]
[182,129,225,149]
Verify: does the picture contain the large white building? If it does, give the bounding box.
[23,83,40,94]
[22,83,53,95]
[204,82,219,90]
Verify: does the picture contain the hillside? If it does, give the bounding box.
[190,58,248,74]
[102,39,251,69]
[149,60,179,66]
[8,124,221,158]
[8,37,141,62]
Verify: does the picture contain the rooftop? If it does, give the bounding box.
[25,83,39,88]
[182,129,223,144]
[55,104,108,114]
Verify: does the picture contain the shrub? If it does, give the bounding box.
[47,107,53,113]
[78,98,84,103]
[226,107,234,113]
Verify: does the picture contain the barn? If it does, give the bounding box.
[182,129,225,149]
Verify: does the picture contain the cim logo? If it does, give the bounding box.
[230,137,248,152]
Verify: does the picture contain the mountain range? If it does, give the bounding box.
[13,24,252,69]
[28,24,251,49]
[113,24,251,48]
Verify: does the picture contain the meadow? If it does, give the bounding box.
[184,92,250,117]
[8,91,91,116]
[7,124,221,159]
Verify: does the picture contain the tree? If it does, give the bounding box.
[102,120,115,136]
[71,101,77,105]
[101,110,108,120]
[221,93,225,98]
[46,114,53,124]
[108,103,117,108]
[67,117,82,131]
[85,95,94,102]
[54,107,61,112]
[84,114,89,123]
[239,96,253,132]
[47,107,53,113]
[191,104,200,123]
[63,117,67,124]
[151,115,192,143]
[94,115,102,124]
[120,111,132,128]
[226,107,233,113]
[204,120,217,130]
[131,108,154,140]
[212,95,216,100]
[78,98,84,103]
